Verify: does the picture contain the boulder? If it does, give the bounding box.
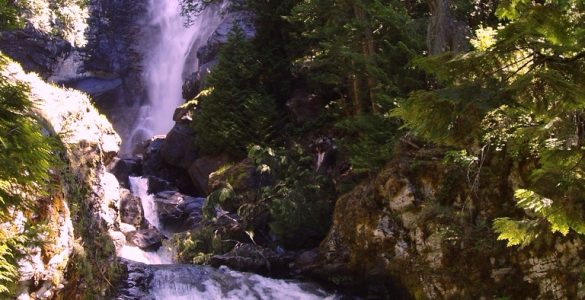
[208,158,266,212]
[142,136,199,195]
[160,124,198,170]
[155,191,205,233]
[108,157,142,188]
[210,243,295,276]
[126,228,164,250]
[119,189,143,227]
[188,155,229,195]
[147,176,178,194]
[0,26,71,78]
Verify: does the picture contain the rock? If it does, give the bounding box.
[107,157,142,188]
[308,146,585,299]
[160,124,198,170]
[119,189,143,228]
[0,26,72,78]
[142,136,199,195]
[173,100,198,124]
[126,229,164,250]
[208,158,264,212]
[147,176,178,194]
[188,155,229,195]
[210,243,295,276]
[196,11,255,66]
[3,56,124,299]
[155,191,205,233]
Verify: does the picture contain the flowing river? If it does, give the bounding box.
[115,1,340,298]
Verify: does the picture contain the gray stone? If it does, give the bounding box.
[126,229,164,250]
[160,124,198,170]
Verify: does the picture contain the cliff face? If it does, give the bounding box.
[306,146,585,299]
[0,0,147,145]
[2,56,125,299]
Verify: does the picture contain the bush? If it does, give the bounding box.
[249,145,335,249]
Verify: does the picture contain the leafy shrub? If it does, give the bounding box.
[249,145,335,249]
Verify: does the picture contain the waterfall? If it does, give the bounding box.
[126,0,224,150]
[118,177,173,265]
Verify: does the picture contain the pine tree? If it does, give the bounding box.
[192,26,278,159]
[392,0,585,246]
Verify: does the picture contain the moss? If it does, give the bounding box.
[54,147,122,299]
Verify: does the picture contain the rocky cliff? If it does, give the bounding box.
[301,145,585,299]
[2,55,126,299]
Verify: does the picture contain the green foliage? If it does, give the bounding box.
[249,145,334,249]
[193,26,278,159]
[175,226,233,265]
[0,57,52,215]
[0,0,22,30]
[392,1,585,246]
[0,54,53,296]
[203,183,236,219]
[290,0,426,114]
[336,114,400,174]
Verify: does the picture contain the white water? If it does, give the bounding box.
[148,265,339,300]
[118,176,172,264]
[129,176,161,229]
[127,0,224,148]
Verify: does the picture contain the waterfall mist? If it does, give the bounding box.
[125,0,223,153]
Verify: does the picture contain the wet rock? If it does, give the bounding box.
[147,176,178,194]
[160,124,198,170]
[126,229,164,251]
[108,157,142,188]
[142,136,199,195]
[115,260,152,300]
[119,189,143,228]
[188,155,229,195]
[210,243,295,276]
[155,191,205,233]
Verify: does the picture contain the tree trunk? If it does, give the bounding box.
[426,0,468,54]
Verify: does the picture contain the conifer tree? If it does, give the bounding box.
[392,0,585,246]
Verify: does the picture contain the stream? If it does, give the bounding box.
[115,177,339,299]
[115,1,339,298]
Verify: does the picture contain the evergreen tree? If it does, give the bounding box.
[392,0,585,246]
[192,26,278,159]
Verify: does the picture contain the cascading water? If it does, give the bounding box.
[125,0,224,152]
[116,1,343,298]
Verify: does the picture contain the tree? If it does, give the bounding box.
[392,0,585,246]
[0,0,22,30]
[192,26,278,159]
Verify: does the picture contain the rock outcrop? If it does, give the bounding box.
[302,146,585,299]
[2,56,125,299]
